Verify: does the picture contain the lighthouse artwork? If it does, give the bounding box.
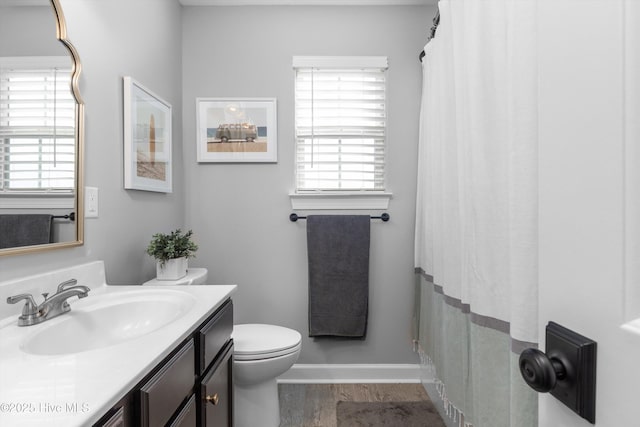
[123,76,173,192]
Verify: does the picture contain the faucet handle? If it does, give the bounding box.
[57,278,78,293]
[6,294,38,316]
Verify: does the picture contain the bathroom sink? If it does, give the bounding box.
[20,289,196,356]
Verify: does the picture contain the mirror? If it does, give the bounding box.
[0,0,84,256]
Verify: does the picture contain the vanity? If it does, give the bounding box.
[95,297,234,427]
[0,261,236,427]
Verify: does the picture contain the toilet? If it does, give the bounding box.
[233,324,301,427]
[142,268,302,427]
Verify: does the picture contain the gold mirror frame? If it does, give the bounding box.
[0,0,84,257]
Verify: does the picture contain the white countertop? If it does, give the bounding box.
[0,283,236,427]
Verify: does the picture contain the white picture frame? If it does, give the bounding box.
[196,98,277,163]
[123,76,172,193]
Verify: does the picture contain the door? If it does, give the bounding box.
[537,1,640,425]
[199,342,233,427]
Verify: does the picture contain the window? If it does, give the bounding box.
[0,57,75,195]
[294,56,388,193]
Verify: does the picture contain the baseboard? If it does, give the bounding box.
[277,363,423,384]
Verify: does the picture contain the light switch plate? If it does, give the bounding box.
[85,187,98,218]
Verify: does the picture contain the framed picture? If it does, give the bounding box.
[196,98,277,163]
[123,76,172,192]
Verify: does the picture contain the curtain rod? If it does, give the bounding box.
[419,9,441,62]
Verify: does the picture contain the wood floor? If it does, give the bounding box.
[278,383,434,427]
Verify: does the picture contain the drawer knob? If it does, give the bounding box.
[205,393,219,406]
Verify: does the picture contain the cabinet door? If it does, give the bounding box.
[98,407,125,427]
[170,395,197,427]
[140,340,195,427]
[199,342,233,427]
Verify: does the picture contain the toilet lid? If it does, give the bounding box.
[233,324,301,360]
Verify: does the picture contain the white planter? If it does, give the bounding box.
[156,257,188,281]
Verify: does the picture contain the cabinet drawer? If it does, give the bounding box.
[170,394,197,427]
[197,300,233,375]
[199,341,233,427]
[140,340,195,427]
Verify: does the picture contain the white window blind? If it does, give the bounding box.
[0,57,75,194]
[294,56,387,191]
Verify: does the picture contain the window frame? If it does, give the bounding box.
[291,56,392,210]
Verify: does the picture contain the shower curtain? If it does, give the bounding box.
[414,1,538,426]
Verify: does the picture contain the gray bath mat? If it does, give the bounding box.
[336,400,447,427]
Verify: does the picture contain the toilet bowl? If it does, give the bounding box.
[142,269,302,427]
[233,324,301,427]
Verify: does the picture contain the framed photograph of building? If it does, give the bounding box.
[196,98,277,163]
[123,76,172,192]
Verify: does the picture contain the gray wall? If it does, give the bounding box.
[0,6,65,56]
[182,6,431,364]
[0,0,184,284]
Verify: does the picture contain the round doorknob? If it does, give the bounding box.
[519,348,567,393]
[205,393,219,406]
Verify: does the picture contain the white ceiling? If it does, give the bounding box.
[178,0,437,6]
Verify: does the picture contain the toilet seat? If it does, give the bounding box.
[233,324,302,361]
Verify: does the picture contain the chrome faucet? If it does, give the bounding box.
[6,279,90,326]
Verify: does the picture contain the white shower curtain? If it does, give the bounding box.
[415,1,538,426]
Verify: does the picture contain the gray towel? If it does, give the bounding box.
[0,214,53,249]
[307,215,370,338]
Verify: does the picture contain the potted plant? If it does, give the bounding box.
[146,229,198,281]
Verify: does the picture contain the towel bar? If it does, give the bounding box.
[52,212,75,221]
[289,213,389,222]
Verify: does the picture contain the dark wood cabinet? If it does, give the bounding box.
[199,342,233,427]
[99,407,125,427]
[170,395,197,427]
[196,301,233,375]
[139,340,195,427]
[93,299,233,427]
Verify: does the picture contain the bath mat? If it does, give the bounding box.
[336,400,447,427]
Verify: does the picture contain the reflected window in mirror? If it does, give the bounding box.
[0,56,75,201]
[0,0,84,256]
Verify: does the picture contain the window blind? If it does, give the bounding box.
[0,62,75,193]
[294,58,387,191]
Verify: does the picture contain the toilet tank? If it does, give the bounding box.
[142,268,208,286]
